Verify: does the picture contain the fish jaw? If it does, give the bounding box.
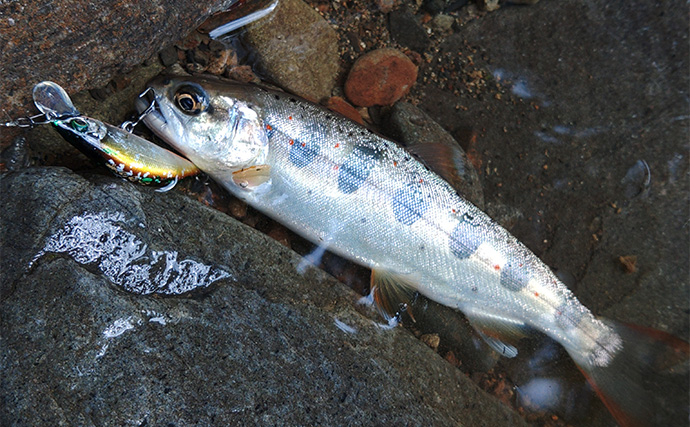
[139,76,269,179]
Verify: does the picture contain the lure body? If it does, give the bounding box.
[52,116,199,185]
[31,81,199,186]
[140,76,687,426]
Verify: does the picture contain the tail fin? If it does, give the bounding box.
[570,320,689,427]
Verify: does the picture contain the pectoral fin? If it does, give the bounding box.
[232,164,271,189]
[370,269,420,322]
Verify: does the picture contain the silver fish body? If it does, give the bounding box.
[141,76,612,359]
[140,76,687,425]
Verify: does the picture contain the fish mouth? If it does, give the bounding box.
[135,87,174,143]
[135,87,165,125]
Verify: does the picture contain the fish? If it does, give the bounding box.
[31,81,199,188]
[138,75,688,426]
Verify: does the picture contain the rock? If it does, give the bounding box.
[345,48,418,107]
[431,14,456,32]
[159,46,179,67]
[0,167,527,426]
[423,0,447,14]
[377,0,398,13]
[206,48,239,76]
[383,102,485,208]
[226,65,260,83]
[477,0,500,11]
[243,0,340,102]
[388,7,430,53]
[175,31,207,51]
[0,0,240,147]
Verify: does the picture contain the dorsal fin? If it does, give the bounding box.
[406,143,463,185]
[406,142,483,207]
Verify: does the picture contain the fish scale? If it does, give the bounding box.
[141,75,689,426]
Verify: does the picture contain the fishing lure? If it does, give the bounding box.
[28,81,200,189]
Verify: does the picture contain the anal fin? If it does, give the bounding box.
[464,309,532,358]
[370,269,420,323]
[476,329,519,358]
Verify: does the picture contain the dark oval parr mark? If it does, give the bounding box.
[337,146,380,194]
[449,214,484,259]
[391,182,430,226]
[289,139,320,168]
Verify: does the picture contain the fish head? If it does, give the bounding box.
[138,76,269,178]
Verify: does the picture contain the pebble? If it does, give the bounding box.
[159,46,178,67]
[206,48,238,75]
[344,48,418,107]
[175,31,206,51]
[477,0,500,11]
[431,14,455,32]
[225,65,260,83]
[377,0,397,13]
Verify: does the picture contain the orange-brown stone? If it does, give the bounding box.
[344,48,418,107]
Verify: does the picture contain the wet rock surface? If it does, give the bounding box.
[0,167,526,426]
[0,0,238,145]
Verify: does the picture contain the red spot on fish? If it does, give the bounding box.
[419,179,424,183]
[289,139,294,145]
[452,208,456,213]
[335,143,340,148]
[333,165,339,170]
[393,161,398,167]
[288,116,293,120]
[301,142,306,147]
[266,124,272,131]
[494,265,501,271]
[534,292,540,297]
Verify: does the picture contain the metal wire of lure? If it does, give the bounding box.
[28,81,200,189]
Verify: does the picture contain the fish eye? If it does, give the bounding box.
[174,84,208,115]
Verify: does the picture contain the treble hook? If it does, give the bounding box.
[121,87,155,133]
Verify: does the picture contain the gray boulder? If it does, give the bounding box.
[0,167,525,426]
